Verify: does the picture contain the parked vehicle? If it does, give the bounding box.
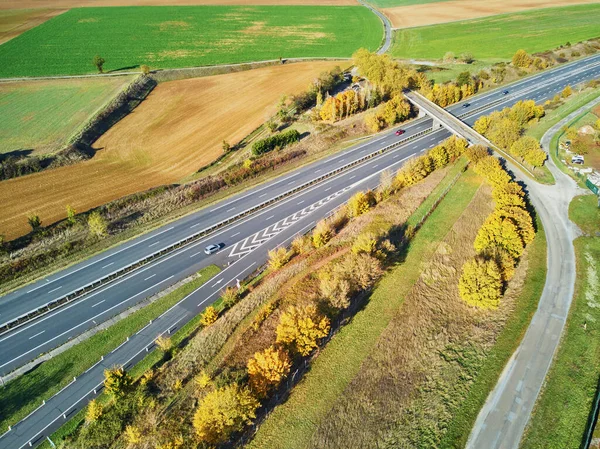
[572,155,585,165]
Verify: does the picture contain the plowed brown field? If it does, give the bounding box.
[0,61,341,240]
[0,9,66,44]
[383,0,598,28]
[0,0,356,9]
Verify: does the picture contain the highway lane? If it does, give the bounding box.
[3,52,600,332]
[1,54,600,378]
[1,54,600,449]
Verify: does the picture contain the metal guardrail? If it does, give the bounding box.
[0,126,434,336]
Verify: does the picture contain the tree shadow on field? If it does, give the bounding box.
[0,360,74,429]
[0,149,33,162]
[107,65,138,73]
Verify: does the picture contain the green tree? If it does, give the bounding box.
[458,258,503,309]
[87,211,107,237]
[266,120,278,133]
[140,64,150,75]
[222,140,231,153]
[27,214,41,231]
[66,204,76,225]
[93,55,105,73]
[456,71,472,87]
[193,384,259,444]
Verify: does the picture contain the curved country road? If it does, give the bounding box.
[358,0,393,54]
[467,97,600,448]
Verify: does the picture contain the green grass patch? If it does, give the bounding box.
[391,4,600,62]
[0,264,220,434]
[422,60,491,84]
[248,166,481,449]
[570,195,600,236]
[0,77,132,155]
[0,6,382,78]
[440,216,547,448]
[521,235,600,449]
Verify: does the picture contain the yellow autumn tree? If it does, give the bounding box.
[429,144,449,169]
[268,246,290,270]
[247,346,292,397]
[512,49,533,68]
[276,304,330,356]
[473,156,511,187]
[312,220,333,248]
[474,115,492,135]
[347,191,373,217]
[200,306,218,327]
[496,206,535,246]
[459,258,503,309]
[125,425,142,445]
[562,85,573,98]
[351,232,378,255]
[492,182,527,209]
[193,384,259,444]
[87,211,107,238]
[474,213,525,259]
[85,399,103,424]
[104,366,132,400]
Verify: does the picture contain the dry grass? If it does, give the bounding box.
[383,0,600,29]
[0,61,340,239]
[0,0,357,9]
[0,9,66,44]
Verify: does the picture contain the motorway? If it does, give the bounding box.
[1,54,600,448]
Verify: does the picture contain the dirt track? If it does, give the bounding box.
[0,61,341,240]
[0,0,356,9]
[383,0,599,29]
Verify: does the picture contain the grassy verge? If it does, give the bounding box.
[0,264,220,434]
[248,166,481,449]
[570,195,600,235]
[440,215,547,448]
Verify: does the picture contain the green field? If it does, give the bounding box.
[391,4,600,62]
[0,77,132,155]
[0,6,382,78]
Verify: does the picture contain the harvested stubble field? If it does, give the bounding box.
[0,8,66,44]
[0,5,381,78]
[0,76,133,155]
[383,0,600,29]
[391,3,600,62]
[0,61,340,240]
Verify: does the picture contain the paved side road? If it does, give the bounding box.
[358,0,393,54]
[466,96,600,449]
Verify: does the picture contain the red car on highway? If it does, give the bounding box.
[395,129,405,136]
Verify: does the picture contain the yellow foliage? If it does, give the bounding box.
[497,206,535,246]
[87,211,107,238]
[124,425,142,445]
[562,85,573,98]
[347,191,373,217]
[512,49,533,68]
[247,346,292,397]
[473,156,511,187]
[193,384,259,444]
[195,371,212,389]
[200,306,218,327]
[155,335,172,353]
[104,366,132,399]
[459,258,503,309]
[312,220,333,248]
[428,144,449,169]
[85,399,102,423]
[351,232,378,255]
[474,115,492,135]
[268,246,290,270]
[276,304,330,356]
[474,213,524,259]
[492,182,527,209]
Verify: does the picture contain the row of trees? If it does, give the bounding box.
[458,151,536,309]
[22,206,108,238]
[421,76,483,108]
[251,129,300,156]
[474,100,547,167]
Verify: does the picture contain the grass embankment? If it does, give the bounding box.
[0,5,381,78]
[521,196,600,448]
[441,216,546,448]
[248,161,479,449]
[391,4,600,62]
[0,77,132,155]
[0,264,220,434]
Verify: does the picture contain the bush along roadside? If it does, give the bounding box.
[56,137,469,449]
[458,150,536,309]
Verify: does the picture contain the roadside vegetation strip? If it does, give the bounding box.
[0,76,133,155]
[0,5,382,78]
[0,264,220,434]
[440,216,547,448]
[0,121,434,335]
[521,199,599,449]
[248,162,479,449]
[391,3,600,62]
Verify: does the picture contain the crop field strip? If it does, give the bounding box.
[0,0,358,8]
[0,9,67,44]
[0,76,134,155]
[391,3,600,61]
[0,61,341,240]
[0,5,382,78]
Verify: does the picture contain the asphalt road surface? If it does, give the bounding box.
[1,54,600,448]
